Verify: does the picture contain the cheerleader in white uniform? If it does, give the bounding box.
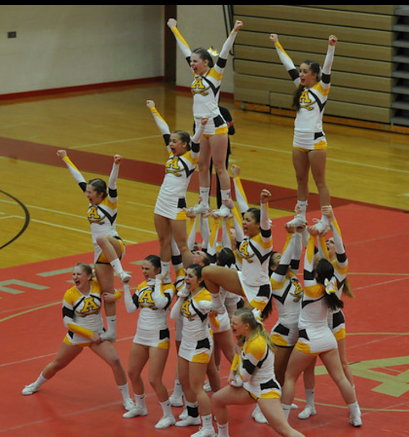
[147,100,207,279]
[170,264,217,437]
[212,307,305,437]
[202,189,273,320]
[122,255,176,428]
[281,229,362,427]
[57,150,130,341]
[22,263,134,411]
[167,18,243,218]
[252,229,304,424]
[298,206,358,420]
[270,230,304,383]
[270,33,338,236]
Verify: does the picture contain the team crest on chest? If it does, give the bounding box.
[165,157,183,177]
[299,90,316,111]
[191,76,209,96]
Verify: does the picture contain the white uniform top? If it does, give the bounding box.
[236,335,281,399]
[296,234,338,354]
[230,203,273,311]
[299,235,331,331]
[270,233,303,327]
[171,288,213,336]
[124,278,175,331]
[170,25,238,119]
[62,281,104,345]
[274,40,335,149]
[234,202,272,287]
[62,156,120,244]
[149,105,203,199]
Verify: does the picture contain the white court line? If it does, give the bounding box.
[29,218,138,244]
[62,133,409,176]
[231,141,409,175]
[0,199,156,237]
[70,134,161,149]
[127,200,154,208]
[0,215,19,220]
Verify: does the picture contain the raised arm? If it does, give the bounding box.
[57,149,87,193]
[216,20,243,70]
[260,189,272,235]
[167,18,192,64]
[231,164,249,215]
[321,35,337,86]
[269,33,300,87]
[107,155,121,202]
[146,99,171,148]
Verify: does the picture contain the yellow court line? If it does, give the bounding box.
[0,301,60,323]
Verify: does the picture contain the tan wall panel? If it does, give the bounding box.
[235,74,393,107]
[304,5,398,15]
[235,46,394,77]
[235,33,395,62]
[235,60,395,93]
[235,5,396,30]
[233,5,398,125]
[235,16,395,46]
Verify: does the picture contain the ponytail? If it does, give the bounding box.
[315,259,344,311]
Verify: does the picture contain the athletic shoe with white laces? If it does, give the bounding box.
[190,427,216,437]
[122,406,148,418]
[285,215,306,231]
[198,300,226,315]
[308,219,330,236]
[175,415,201,427]
[100,331,117,343]
[120,271,132,284]
[22,383,39,395]
[350,414,362,427]
[169,393,184,407]
[252,406,268,424]
[155,415,176,429]
[298,405,316,420]
[123,398,135,411]
[212,204,232,218]
[192,203,210,215]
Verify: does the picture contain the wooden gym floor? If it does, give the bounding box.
[0,82,408,436]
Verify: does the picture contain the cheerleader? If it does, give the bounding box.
[212,307,305,437]
[269,33,338,236]
[253,229,304,424]
[57,150,130,342]
[22,263,134,411]
[122,255,176,429]
[170,264,217,437]
[167,18,243,218]
[269,230,304,384]
[202,189,273,320]
[147,100,207,280]
[281,229,362,427]
[298,206,358,420]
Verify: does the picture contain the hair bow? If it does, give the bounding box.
[252,308,263,325]
[208,46,219,56]
[324,277,336,295]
